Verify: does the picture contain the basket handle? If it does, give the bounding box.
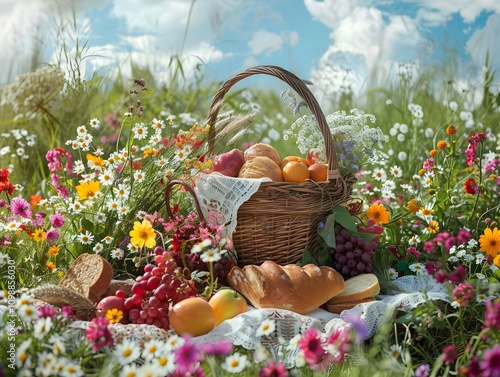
[206,65,339,173]
[165,180,205,222]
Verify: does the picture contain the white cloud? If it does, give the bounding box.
[411,0,500,24]
[248,29,284,56]
[466,13,500,72]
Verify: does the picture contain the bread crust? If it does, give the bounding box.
[244,143,282,166]
[58,253,113,303]
[227,261,345,315]
[325,297,374,314]
[238,156,283,181]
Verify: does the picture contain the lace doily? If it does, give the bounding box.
[194,173,266,238]
[378,273,451,310]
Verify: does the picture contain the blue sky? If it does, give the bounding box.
[1,0,499,104]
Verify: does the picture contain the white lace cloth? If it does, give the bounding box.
[194,173,266,238]
[5,273,451,368]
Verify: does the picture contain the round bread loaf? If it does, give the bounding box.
[244,143,282,167]
[227,260,345,315]
[238,156,284,181]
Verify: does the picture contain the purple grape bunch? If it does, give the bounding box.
[331,223,383,279]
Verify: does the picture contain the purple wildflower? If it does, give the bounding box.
[50,213,65,228]
[174,337,203,375]
[479,345,500,377]
[45,229,60,243]
[10,197,32,218]
[415,364,430,377]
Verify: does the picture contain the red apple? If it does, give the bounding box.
[95,295,128,324]
[213,149,245,177]
[208,289,248,326]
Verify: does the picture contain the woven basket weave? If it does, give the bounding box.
[206,65,355,267]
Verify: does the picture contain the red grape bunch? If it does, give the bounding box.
[331,220,383,279]
[123,246,198,330]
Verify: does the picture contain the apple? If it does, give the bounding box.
[95,295,128,324]
[306,149,324,166]
[208,289,248,327]
[213,149,245,177]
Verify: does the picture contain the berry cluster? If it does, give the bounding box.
[123,247,198,330]
[331,222,383,279]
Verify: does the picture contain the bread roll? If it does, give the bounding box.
[58,253,113,303]
[244,143,282,167]
[227,261,345,315]
[238,156,284,182]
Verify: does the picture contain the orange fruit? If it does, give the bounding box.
[280,156,310,169]
[308,163,328,182]
[282,161,310,183]
[169,297,216,336]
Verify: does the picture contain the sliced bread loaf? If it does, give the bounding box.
[58,253,113,303]
[326,273,380,305]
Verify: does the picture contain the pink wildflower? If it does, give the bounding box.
[86,317,113,351]
[298,328,325,366]
[442,344,457,365]
[452,283,475,307]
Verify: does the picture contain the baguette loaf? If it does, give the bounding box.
[227,261,345,315]
[325,273,380,305]
[58,253,113,303]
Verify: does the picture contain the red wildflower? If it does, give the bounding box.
[464,178,479,194]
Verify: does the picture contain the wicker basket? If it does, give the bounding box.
[205,65,356,267]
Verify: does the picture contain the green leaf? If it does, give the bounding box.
[318,213,336,248]
[396,260,410,272]
[81,218,95,233]
[300,250,318,266]
[332,205,358,233]
[317,248,333,266]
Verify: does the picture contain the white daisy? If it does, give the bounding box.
[164,334,184,351]
[151,118,165,130]
[149,133,162,145]
[95,212,107,223]
[0,252,9,265]
[72,160,85,175]
[137,211,147,220]
[114,339,141,365]
[408,235,421,246]
[35,351,57,377]
[409,263,425,274]
[221,352,248,374]
[77,230,94,245]
[200,248,223,263]
[372,168,387,182]
[134,170,145,183]
[49,334,66,355]
[155,157,169,167]
[61,361,84,377]
[76,125,87,135]
[33,316,53,339]
[16,338,33,368]
[102,235,114,244]
[151,352,175,375]
[387,268,398,280]
[127,243,139,253]
[119,364,139,377]
[388,344,403,359]
[132,123,148,140]
[106,200,120,212]
[93,242,104,254]
[142,339,163,360]
[256,318,276,337]
[18,304,38,323]
[99,169,115,186]
[89,118,100,128]
[70,201,84,214]
[110,248,124,259]
[391,165,403,178]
